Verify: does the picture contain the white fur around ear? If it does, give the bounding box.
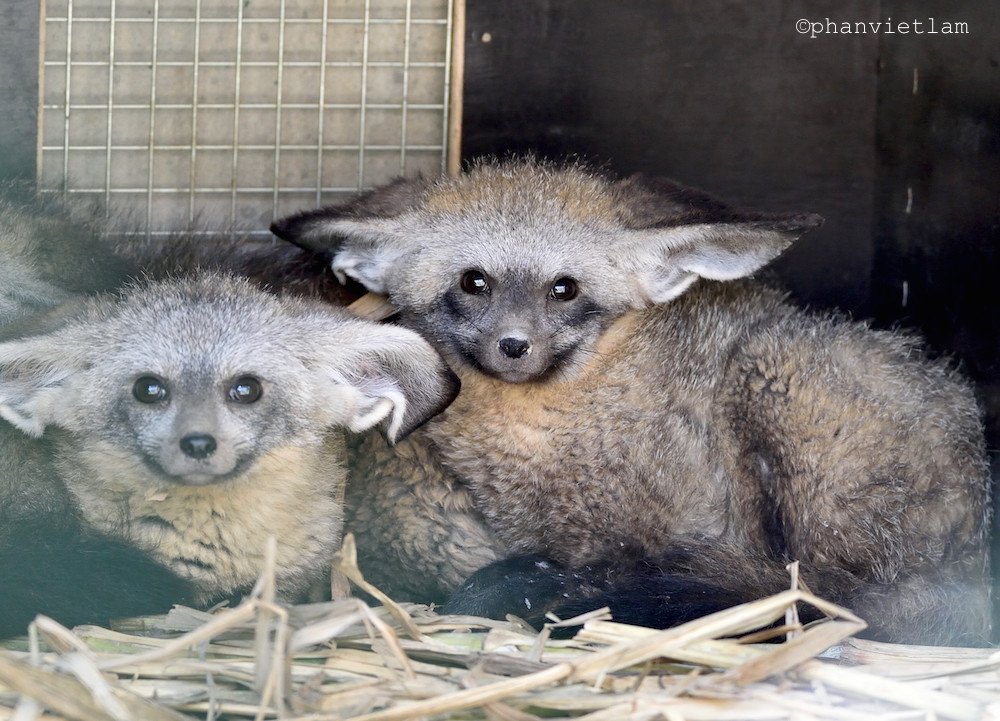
[313,321,459,445]
[330,241,408,294]
[318,218,412,293]
[277,214,413,294]
[0,339,76,437]
[338,381,408,440]
[630,218,818,305]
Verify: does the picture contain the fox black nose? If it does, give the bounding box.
[180,433,217,459]
[498,336,531,359]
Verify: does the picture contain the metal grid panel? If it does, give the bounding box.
[38,0,456,235]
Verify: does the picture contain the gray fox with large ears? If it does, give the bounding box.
[0,273,458,638]
[272,159,992,646]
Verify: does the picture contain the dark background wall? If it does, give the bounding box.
[870,0,1000,448]
[463,0,880,315]
[462,0,1000,449]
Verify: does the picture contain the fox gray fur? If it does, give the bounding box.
[118,232,362,307]
[0,182,136,330]
[0,273,457,637]
[271,159,992,646]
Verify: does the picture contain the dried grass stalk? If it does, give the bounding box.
[346,293,397,322]
[1,538,997,721]
[0,652,190,721]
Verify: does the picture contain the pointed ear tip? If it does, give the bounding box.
[269,217,296,239]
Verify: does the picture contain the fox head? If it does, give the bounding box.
[272,160,822,384]
[0,274,458,487]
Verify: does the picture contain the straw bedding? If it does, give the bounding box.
[1,536,998,721]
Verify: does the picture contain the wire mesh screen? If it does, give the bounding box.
[38,0,458,236]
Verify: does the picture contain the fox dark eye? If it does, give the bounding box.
[133,376,168,404]
[228,376,263,404]
[550,277,578,301]
[460,270,490,295]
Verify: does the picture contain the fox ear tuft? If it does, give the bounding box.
[317,322,459,444]
[270,176,433,293]
[616,175,823,304]
[0,338,81,437]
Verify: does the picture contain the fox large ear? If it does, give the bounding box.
[0,337,80,437]
[616,175,823,304]
[270,176,433,294]
[317,321,459,444]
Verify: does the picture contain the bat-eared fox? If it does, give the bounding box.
[272,159,992,646]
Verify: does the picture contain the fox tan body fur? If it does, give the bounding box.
[273,160,992,645]
[63,432,346,600]
[0,273,457,637]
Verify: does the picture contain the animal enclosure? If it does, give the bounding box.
[2,1,1000,719]
[37,0,461,236]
